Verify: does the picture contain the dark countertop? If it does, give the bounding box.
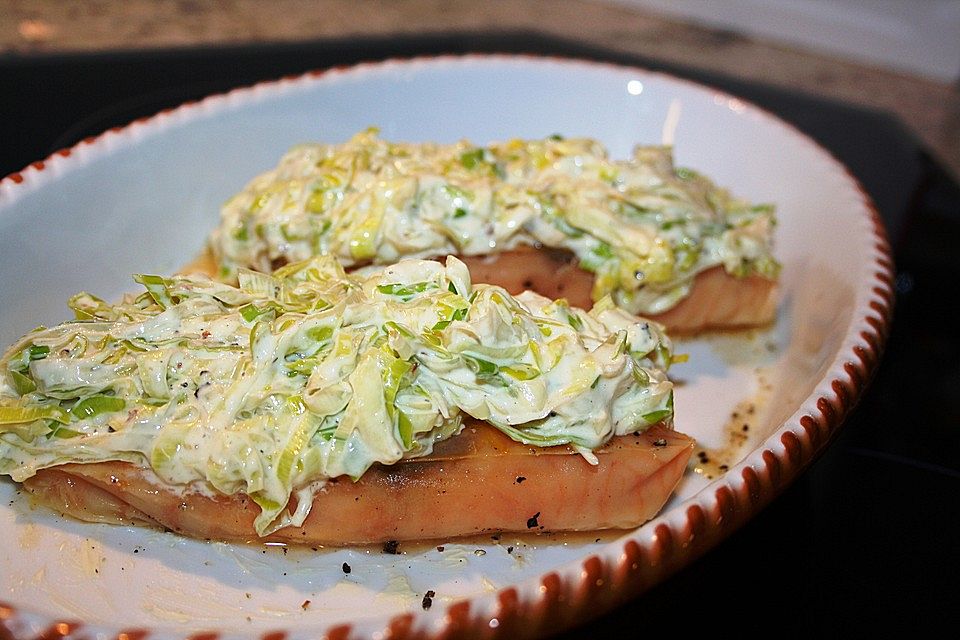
[2,0,958,181]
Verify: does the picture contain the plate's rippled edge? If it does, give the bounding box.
[0,53,894,640]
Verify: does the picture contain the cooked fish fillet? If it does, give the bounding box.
[23,422,693,545]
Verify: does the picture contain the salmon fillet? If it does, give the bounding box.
[460,249,778,335]
[23,248,703,545]
[22,422,693,545]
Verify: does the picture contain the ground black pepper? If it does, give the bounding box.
[383,540,400,554]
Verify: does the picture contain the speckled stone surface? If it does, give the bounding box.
[1,0,957,178]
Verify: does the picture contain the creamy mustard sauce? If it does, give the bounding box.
[211,129,779,315]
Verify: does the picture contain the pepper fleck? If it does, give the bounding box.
[653,438,667,447]
[527,512,541,528]
[515,476,526,484]
[422,590,436,610]
[301,600,311,610]
[383,540,400,554]
[342,562,351,574]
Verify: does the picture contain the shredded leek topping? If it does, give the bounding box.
[211,128,779,315]
[0,256,677,536]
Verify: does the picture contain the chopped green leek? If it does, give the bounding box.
[9,371,36,396]
[0,405,69,425]
[70,395,126,420]
[211,130,778,317]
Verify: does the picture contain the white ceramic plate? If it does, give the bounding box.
[0,55,892,639]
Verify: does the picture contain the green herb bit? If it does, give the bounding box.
[47,421,83,439]
[641,409,672,424]
[397,411,415,449]
[133,274,177,309]
[383,321,416,339]
[307,325,334,343]
[459,148,485,170]
[9,370,37,396]
[674,167,701,181]
[463,355,507,386]
[376,281,436,300]
[501,363,541,381]
[239,303,277,324]
[0,405,69,426]
[592,242,614,259]
[70,395,126,420]
[28,345,50,361]
[7,344,50,374]
[631,366,650,386]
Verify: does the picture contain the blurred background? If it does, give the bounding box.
[1,0,958,179]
